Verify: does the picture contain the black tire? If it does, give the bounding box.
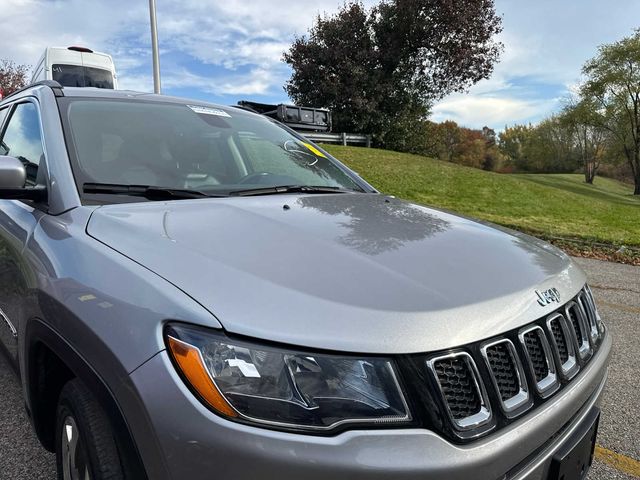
[55,378,124,480]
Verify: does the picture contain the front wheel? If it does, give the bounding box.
[55,379,124,480]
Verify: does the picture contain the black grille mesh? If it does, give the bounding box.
[486,343,519,401]
[567,305,585,346]
[433,358,482,420]
[550,318,569,364]
[523,331,549,382]
[423,287,603,441]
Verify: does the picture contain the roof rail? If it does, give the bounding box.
[33,80,63,89]
[1,80,64,102]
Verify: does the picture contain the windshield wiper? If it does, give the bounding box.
[83,183,222,200]
[228,185,354,197]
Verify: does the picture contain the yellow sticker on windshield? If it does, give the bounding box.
[301,142,326,158]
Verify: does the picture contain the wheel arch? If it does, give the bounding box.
[24,318,148,478]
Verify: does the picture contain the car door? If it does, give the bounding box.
[0,100,47,364]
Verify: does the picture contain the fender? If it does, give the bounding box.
[24,318,148,479]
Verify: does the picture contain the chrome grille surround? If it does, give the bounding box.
[565,301,592,360]
[518,325,559,398]
[584,284,604,334]
[578,290,600,344]
[480,339,531,416]
[421,285,604,442]
[427,352,492,432]
[546,313,579,380]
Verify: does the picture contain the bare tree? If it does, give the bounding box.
[562,98,608,184]
[581,31,640,194]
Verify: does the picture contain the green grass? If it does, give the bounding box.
[322,144,640,247]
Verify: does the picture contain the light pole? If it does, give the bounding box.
[149,0,161,94]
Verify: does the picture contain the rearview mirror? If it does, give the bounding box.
[0,155,46,200]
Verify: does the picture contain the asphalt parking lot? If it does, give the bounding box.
[0,256,637,479]
[573,257,640,479]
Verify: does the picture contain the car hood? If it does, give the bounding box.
[87,194,586,353]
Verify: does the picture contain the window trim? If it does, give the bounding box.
[0,97,50,210]
[0,103,15,146]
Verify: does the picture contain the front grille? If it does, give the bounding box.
[428,352,491,432]
[433,357,481,419]
[424,285,602,441]
[485,343,519,401]
[523,331,548,382]
[578,291,599,343]
[519,326,558,397]
[547,313,579,379]
[482,339,531,415]
[549,316,569,363]
[566,302,591,359]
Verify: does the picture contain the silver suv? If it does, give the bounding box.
[0,82,611,480]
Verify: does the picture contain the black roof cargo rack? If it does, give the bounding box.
[237,100,331,132]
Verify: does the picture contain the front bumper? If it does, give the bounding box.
[127,331,611,480]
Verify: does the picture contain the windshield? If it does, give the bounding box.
[52,64,114,89]
[61,99,364,201]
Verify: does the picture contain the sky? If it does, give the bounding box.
[2,0,640,131]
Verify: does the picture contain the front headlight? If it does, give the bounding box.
[165,324,411,432]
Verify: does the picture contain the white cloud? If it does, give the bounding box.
[0,0,146,67]
[126,66,281,97]
[431,95,558,130]
[0,0,377,102]
[431,0,640,130]
[116,73,154,94]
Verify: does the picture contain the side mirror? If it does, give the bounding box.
[0,155,26,188]
[0,155,46,200]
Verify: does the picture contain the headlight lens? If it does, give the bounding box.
[166,324,411,431]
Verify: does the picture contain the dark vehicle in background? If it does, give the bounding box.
[238,100,332,132]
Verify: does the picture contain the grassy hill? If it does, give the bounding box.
[322,144,640,247]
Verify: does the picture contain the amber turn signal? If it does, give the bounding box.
[167,336,238,418]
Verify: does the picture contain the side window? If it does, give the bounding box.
[0,103,44,186]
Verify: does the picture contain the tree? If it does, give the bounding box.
[438,120,462,162]
[499,119,582,174]
[580,30,640,194]
[531,115,578,173]
[0,59,30,97]
[561,99,608,184]
[499,124,534,171]
[283,0,502,149]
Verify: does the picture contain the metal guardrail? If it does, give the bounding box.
[302,132,372,147]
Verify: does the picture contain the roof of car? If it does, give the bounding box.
[63,87,161,99]
[2,83,244,115]
[61,87,234,110]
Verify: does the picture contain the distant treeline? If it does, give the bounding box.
[398,117,632,185]
[498,113,630,184]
